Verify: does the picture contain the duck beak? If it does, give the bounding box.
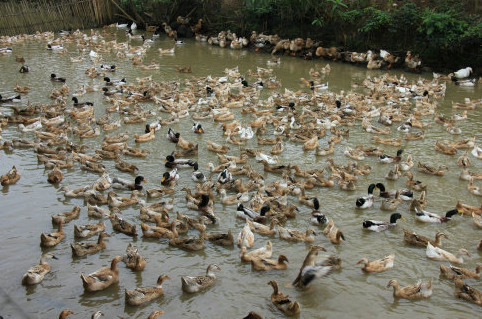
[161,176,165,183]
[143,178,147,183]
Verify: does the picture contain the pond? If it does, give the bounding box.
[0,27,481,319]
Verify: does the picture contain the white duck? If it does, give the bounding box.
[22,253,57,285]
[426,242,471,264]
[453,67,473,79]
[237,221,255,248]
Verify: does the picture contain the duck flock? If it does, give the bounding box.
[0,23,481,318]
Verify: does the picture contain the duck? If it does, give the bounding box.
[278,225,316,243]
[125,274,170,306]
[205,230,234,246]
[72,96,93,107]
[292,245,332,289]
[71,232,110,257]
[426,242,471,264]
[310,210,328,226]
[403,172,427,191]
[355,183,376,209]
[40,220,65,247]
[322,220,345,244]
[457,151,471,168]
[141,220,178,239]
[246,218,278,236]
[0,165,21,186]
[387,279,432,300]
[375,183,396,198]
[112,175,146,191]
[123,243,147,271]
[22,253,57,285]
[473,212,482,228]
[356,254,395,273]
[59,309,74,319]
[0,93,21,103]
[109,213,138,236]
[440,264,481,280]
[363,213,404,232]
[191,162,206,183]
[471,145,482,159]
[239,240,273,262]
[379,149,403,163]
[47,43,64,50]
[169,231,206,251]
[165,154,195,168]
[454,277,482,306]
[237,221,255,248]
[192,122,204,134]
[50,73,66,82]
[385,164,402,181]
[80,255,123,292]
[467,177,482,196]
[107,191,139,209]
[74,221,105,238]
[160,168,179,187]
[415,207,459,223]
[403,229,448,248]
[207,141,229,153]
[380,191,402,211]
[251,254,289,271]
[181,264,221,293]
[134,130,155,143]
[267,280,300,316]
[47,166,63,184]
[455,200,482,216]
[417,162,448,176]
[51,205,81,224]
[452,67,473,79]
[236,204,269,223]
[147,310,165,319]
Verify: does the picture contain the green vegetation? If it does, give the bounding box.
[120,0,481,71]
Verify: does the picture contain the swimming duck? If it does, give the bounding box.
[467,177,482,196]
[238,221,255,248]
[268,280,301,316]
[80,255,123,292]
[115,158,139,174]
[40,220,65,247]
[50,73,66,82]
[181,264,221,293]
[191,162,206,183]
[22,253,57,285]
[387,279,432,300]
[452,67,473,79]
[207,141,230,153]
[310,210,328,226]
[112,176,146,191]
[426,242,471,264]
[440,264,481,280]
[109,213,137,236]
[71,96,93,107]
[356,254,395,273]
[278,225,316,243]
[473,212,482,228]
[134,130,155,143]
[380,191,402,211]
[141,220,178,239]
[19,65,29,73]
[455,200,482,216]
[50,205,81,225]
[292,245,332,289]
[165,154,195,168]
[169,231,206,251]
[239,240,273,262]
[47,166,63,184]
[471,145,482,159]
[192,122,204,134]
[0,93,21,103]
[161,168,179,187]
[417,162,448,176]
[236,204,269,223]
[403,172,427,191]
[322,220,345,244]
[125,274,170,306]
[403,229,448,248]
[355,183,376,209]
[385,164,401,181]
[74,221,105,238]
[363,213,404,232]
[374,183,396,198]
[47,44,64,51]
[251,254,289,271]
[205,230,234,246]
[0,165,21,186]
[123,243,147,271]
[59,309,74,319]
[246,218,278,236]
[379,149,403,163]
[454,277,482,306]
[457,151,471,168]
[104,76,126,86]
[415,207,459,223]
[71,232,110,257]
[217,168,233,184]
[147,310,165,319]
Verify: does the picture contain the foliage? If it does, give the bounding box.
[357,7,392,34]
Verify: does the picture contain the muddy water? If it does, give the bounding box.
[0,29,481,319]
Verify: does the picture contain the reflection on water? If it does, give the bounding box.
[0,28,481,318]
